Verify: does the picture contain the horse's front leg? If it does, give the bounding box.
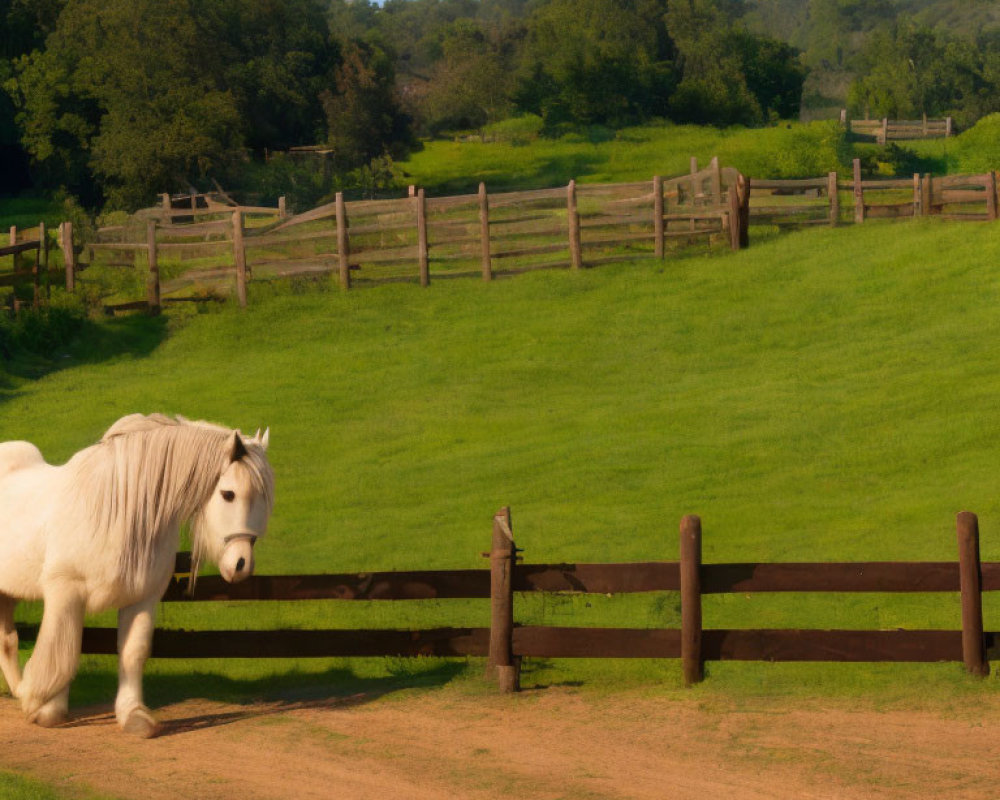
[0,593,22,697]
[19,579,85,726]
[116,596,160,738]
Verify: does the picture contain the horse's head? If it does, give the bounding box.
[196,428,274,584]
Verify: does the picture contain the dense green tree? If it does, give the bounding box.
[7,0,243,208]
[200,0,340,153]
[0,0,65,193]
[667,0,805,125]
[846,20,1000,126]
[322,38,409,170]
[516,0,674,127]
[417,19,518,133]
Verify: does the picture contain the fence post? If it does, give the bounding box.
[689,157,699,235]
[61,221,75,291]
[728,181,741,251]
[853,159,865,223]
[653,175,664,259]
[31,225,40,310]
[232,209,247,308]
[278,196,287,219]
[680,514,703,686]
[567,179,582,269]
[828,172,839,226]
[880,117,888,145]
[417,187,429,287]
[8,226,16,275]
[946,117,953,137]
[957,511,989,677]
[38,221,48,301]
[710,156,722,206]
[487,507,519,692]
[335,192,350,290]
[985,172,997,221]
[146,220,160,314]
[478,182,492,281]
[913,173,922,217]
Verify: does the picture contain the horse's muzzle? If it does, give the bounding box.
[219,533,257,583]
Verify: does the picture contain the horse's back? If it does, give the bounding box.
[0,442,56,598]
[0,441,46,481]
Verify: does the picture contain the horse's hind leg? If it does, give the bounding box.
[19,579,85,726]
[0,594,21,696]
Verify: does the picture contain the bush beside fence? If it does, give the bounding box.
[15,508,997,693]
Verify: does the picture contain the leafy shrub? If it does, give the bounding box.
[482,114,544,144]
[728,121,850,179]
[0,296,87,363]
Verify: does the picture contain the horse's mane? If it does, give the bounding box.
[69,414,274,592]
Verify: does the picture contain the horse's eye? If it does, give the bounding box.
[221,490,236,502]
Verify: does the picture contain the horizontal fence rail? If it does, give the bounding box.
[59,159,749,313]
[840,110,953,143]
[749,160,998,227]
[13,508,999,694]
[14,158,999,317]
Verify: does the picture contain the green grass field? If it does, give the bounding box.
[4,212,1000,704]
[401,119,950,196]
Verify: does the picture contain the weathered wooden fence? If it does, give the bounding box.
[15,508,998,693]
[13,156,999,315]
[750,159,998,227]
[841,110,953,143]
[76,160,749,312]
[1,222,79,311]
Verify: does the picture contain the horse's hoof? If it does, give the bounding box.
[33,705,67,728]
[122,707,160,739]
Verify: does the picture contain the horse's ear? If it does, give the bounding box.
[260,427,270,451]
[231,431,248,462]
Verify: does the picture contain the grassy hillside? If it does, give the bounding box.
[401,116,1000,198]
[4,216,1000,699]
[401,120,858,195]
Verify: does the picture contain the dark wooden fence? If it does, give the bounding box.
[15,508,998,692]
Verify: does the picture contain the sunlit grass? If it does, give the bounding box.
[5,216,1000,699]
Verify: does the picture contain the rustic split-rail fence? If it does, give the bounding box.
[15,508,998,692]
[840,109,954,143]
[4,154,999,315]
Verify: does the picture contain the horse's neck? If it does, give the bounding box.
[69,426,226,592]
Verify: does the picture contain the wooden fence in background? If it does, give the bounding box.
[15,508,997,692]
[9,155,999,315]
[840,110,953,143]
[1,222,77,312]
[749,158,998,227]
[76,159,749,312]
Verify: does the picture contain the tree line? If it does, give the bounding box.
[745,1,1000,124]
[0,0,805,212]
[2,0,999,214]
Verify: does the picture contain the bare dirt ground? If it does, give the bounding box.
[2,687,1000,800]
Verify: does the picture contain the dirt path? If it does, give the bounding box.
[2,688,1000,799]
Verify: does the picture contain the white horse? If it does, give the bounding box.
[0,413,274,737]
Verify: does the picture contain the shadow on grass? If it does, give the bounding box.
[0,312,168,405]
[422,150,608,196]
